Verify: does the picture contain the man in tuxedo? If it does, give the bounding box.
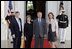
[10,11,22,48]
[33,11,47,48]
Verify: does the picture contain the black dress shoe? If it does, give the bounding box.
[11,41,13,43]
[60,42,65,44]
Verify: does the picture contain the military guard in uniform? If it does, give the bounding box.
[5,11,15,43]
[56,10,68,44]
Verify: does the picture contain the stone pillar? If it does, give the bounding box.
[15,1,26,33]
[1,1,7,40]
[46,1,58,22]
[63,1,71,40]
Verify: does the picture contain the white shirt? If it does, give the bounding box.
[38,18,41,22]
[15,17,21,31]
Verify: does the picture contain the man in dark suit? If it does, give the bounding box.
[33,11,47,48]
[9,11,22,48]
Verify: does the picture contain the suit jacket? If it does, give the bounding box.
[56,14,68,28]
[9,17,22,37]
[33,18,47,37]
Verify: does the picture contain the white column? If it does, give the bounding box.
[46,1,58,21]
[45,1,48,22]
[1,1,17,40]
[15,1,26,33]
[63,1,71,40]
[1,1,8,40]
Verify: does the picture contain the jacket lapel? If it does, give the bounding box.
[37,18,42,27]
[14,17,19,28]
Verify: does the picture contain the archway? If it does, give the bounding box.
[26,1,46,21]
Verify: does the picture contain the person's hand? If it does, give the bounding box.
[24,36,26,41]
[33,34,35,39]
[21,33,24,39]
[44,34,47,38]
[12,34,15,38]
[21,35,24,39]
[33,34,35,37]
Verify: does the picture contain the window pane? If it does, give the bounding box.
[27,1,33,11]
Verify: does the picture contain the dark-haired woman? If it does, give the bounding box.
[47,12,58,48]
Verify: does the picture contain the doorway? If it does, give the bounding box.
[26,1,46,21]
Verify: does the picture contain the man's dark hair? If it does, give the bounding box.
[37,11,42,13]
[11,12,14,13]
[37,11,42,15]
[15,11,20,14]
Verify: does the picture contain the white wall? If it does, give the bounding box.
[1,1,71,40]
[46,1,71,40]
[15,1,26,32]
[46,1,58,22]
[1,1,26,40]
[1,1,7,40]
[1,1,15,40]
[63,1,71,40]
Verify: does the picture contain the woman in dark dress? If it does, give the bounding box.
[47,12,58,48]
[24,15,33,48]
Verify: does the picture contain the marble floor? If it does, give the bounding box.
[1,39,71,48]
[55,40,71,48]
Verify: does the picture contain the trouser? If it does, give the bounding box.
[25,36,33,48]
[59,28,66,42]
[13,36,21,48]
[34,35,43,48]
[9,29,13,42]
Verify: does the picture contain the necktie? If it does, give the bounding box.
[39,19,41,26]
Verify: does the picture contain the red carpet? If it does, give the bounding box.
[23,39,57,48]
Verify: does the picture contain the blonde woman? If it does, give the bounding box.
[24,15,33,48]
